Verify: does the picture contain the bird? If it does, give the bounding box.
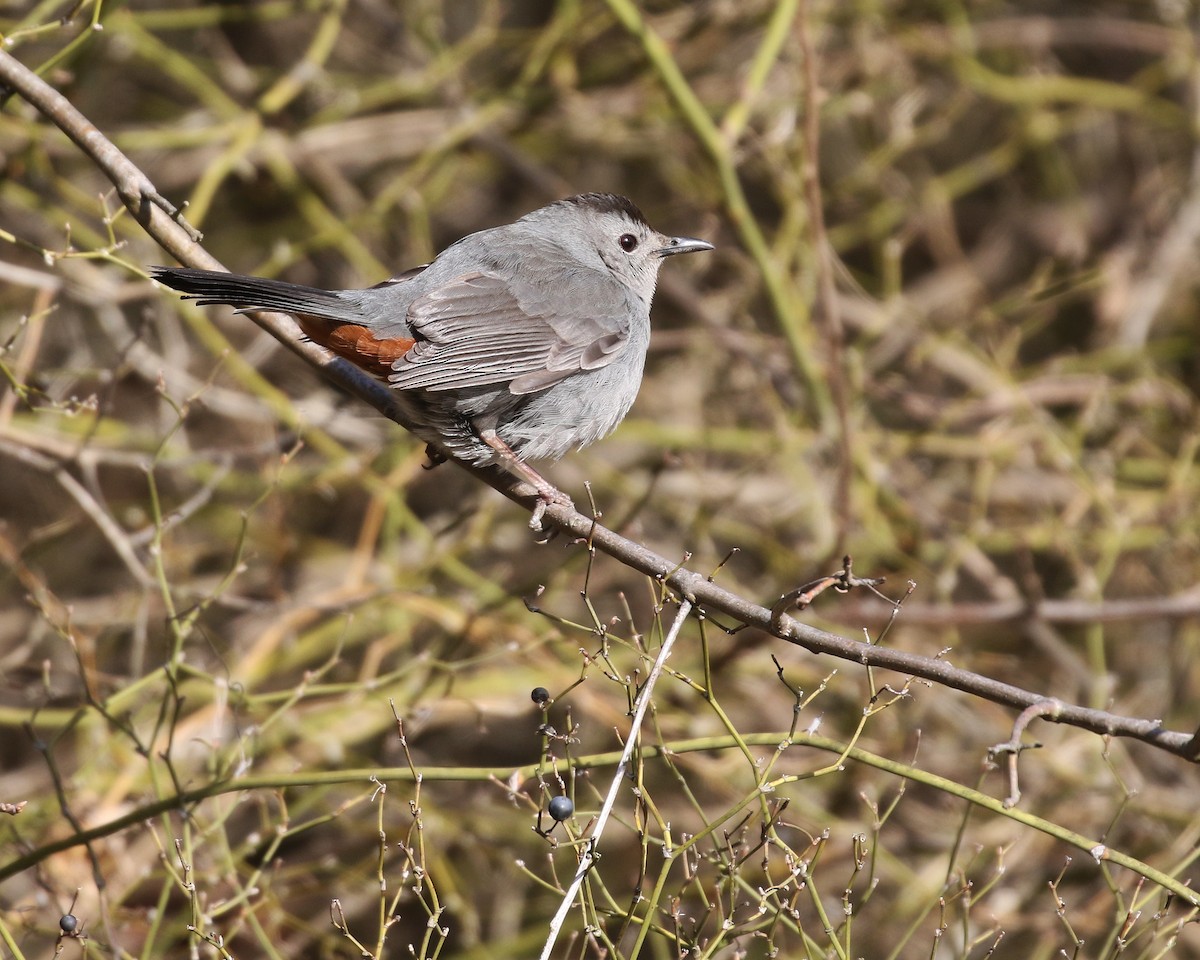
[152,193,712,514]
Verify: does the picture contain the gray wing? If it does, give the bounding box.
[388,270,632,395]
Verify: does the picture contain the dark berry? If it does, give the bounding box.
[547,796,573,822]
[59,915,78,934]
[530,687,550,705]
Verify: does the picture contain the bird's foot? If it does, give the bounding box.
[529,485,573,534]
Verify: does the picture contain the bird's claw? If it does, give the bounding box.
[528,488,573,535]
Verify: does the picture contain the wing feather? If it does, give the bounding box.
[388,270,631,394]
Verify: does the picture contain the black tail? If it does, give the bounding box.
[151,267,365,323]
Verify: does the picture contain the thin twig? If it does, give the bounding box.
[796,0,854,554]
[539,599,692,960]
[988,699,1062,808]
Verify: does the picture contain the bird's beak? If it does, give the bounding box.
[655,236,714,258]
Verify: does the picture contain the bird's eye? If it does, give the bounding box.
[618,233,639,252]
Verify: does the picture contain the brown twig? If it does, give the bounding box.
[796,0,854,558]
[770,554,887,621]
[988,699,1063,808]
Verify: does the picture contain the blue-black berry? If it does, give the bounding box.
[531,687,550,705]
[547,796,573,822]
[59,915,78,934]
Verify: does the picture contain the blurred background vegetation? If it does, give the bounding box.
[2,0,1200,957]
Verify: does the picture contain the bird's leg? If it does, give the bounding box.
[477,427,572,529]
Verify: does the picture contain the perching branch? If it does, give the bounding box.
[2,46,1196,766]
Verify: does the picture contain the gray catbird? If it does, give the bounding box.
[152,193,712,507]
